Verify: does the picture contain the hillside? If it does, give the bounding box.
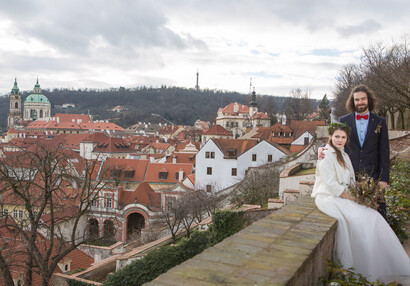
[0,86,302,131]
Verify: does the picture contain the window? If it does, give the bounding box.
[159,172,168,180]
[2,209,8,217]
[268,155,273,162]
[231,168,237,176]
[205,151,215,159]
[91,196,98,207]
[13,210,18,218]
[252,154,257,161]
[304,137,309,145]
[207,167,212,175]
[206,185,212,193]
[106,197,112,208]
[18,210,23,218]
[124,170,135,178]
[33,211,38,220]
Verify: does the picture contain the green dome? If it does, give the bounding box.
[25,93,50,104]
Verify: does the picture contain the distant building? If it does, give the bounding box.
[252,115,326,153]
[195,138,289,192]
[216,90,270,138]
[23,79,51,121]
[201,124,233,144]
[7,78,23,129]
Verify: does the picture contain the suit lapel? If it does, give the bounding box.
[348,113,360,145]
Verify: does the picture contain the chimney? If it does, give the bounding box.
[57,117,60,124]
[233,102,239,113]
[172,156,176,164]
[178,170,184,181]
[282,114,287,126]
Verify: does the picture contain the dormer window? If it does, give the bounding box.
[159,172,168,180]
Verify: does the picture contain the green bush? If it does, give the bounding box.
[210,210,244,244]
[317,260,387,286]
[385,160,410,242]
[103,210,244,285]
[67,280,94,286]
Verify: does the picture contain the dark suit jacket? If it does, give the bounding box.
[340,112,389,182]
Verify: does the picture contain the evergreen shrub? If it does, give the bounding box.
[103,210,244,286]
[385,160,410,242]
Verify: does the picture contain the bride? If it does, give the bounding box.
[311,123,410,283]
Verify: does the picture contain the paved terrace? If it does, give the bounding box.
[146,197,337,286]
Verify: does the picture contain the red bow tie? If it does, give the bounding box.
[356,114,369,120]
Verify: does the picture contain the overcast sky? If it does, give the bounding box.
[0,0,408,99]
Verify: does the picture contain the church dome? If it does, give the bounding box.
[25,93,50,104]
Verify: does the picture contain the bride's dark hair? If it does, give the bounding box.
[327,123,350,168]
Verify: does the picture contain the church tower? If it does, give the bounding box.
[249,88,258,117]
[7,78,22,129]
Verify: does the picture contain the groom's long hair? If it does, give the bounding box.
[346,84,377,112]
[328,127,350,169]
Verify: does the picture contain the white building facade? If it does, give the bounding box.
[195,139,287,193]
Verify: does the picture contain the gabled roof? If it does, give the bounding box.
[202,124,232,136]
[212,138,258,159]
[289,120,325,139]
[119,182,161,209]
[219,102,249,115]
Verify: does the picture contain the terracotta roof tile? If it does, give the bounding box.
[202,125,232,136]
[144,163,193,183]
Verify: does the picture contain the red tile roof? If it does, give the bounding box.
[212,138,258,158]
[53,113,92,123]
[251,112,270,120]
[144,163,193,183]
[219,102,249,116]
[165,153,196,164]
[0,218,94,286]
[202,125,232,136]
[119,182,161,209]
[102,158,149,182]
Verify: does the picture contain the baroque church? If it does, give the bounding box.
[7,78,51,129]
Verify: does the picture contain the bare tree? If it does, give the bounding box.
[160,197,183,244]
[361,39,410,128]
[332,64,363,118]
[283,88,315,120]
[0,142,108,286]
[231,165,281,207]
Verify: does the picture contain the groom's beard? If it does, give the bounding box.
[355,104,368,113]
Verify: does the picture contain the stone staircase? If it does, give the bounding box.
[283,180,315,206]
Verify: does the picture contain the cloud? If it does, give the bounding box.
[0,0,207,56]
[336,19,383,37]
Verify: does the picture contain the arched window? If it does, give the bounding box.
[40,110,43,118]
[15,102,18,109]
[103,220,115,239]
[88,218,99,238]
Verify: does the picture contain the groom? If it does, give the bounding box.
[340,85,390,218]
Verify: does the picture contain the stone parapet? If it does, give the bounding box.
[146,197,337,286]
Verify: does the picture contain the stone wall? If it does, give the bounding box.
[146,197,337,286]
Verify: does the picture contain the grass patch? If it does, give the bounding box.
[294,168,316,176]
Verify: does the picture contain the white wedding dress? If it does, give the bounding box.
[312,145,410,283]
